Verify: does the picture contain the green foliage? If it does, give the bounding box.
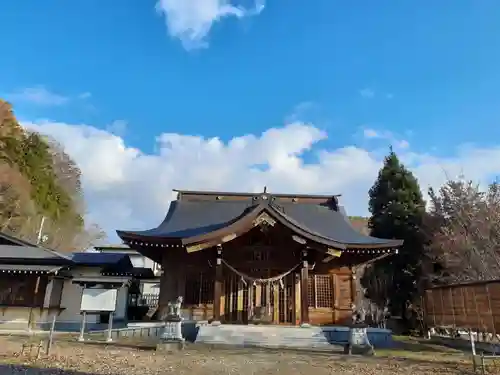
[2,131,78,223]
[0,99,92,250]
[366,149,428,319]
[348,216,367,220]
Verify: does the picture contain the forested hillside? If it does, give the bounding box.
[348,216,369,234]
[0,99,103,251]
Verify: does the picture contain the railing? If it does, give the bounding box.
[129,293,159,307]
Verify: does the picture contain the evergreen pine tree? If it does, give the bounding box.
[367,148,427,321]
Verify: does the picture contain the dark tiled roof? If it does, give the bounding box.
[71,276,131,286]
[272,203,390,245]
[120,200,254,239]
[94,245,132,251]
[0,232,39,247]
[71,252,132,267]
[0,234,72,265]
[94,245,141,255]
[102,267,155,278]
[117,197,401,248]
[0,244,69,261]
[0,264,67,273]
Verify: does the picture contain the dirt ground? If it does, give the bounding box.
[0,335,489,375]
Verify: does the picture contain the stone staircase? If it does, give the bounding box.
[84,322,393,351]
[195,325,343,350]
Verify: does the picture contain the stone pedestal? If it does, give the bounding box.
[157,317,185,352]
[156,340,185,352]
[343,324,374,356]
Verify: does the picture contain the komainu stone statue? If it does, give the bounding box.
[344,303,374,356]
[166,296,183,320]
[351,304,366,325]
[157,296,185,352]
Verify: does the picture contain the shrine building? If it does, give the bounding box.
[117,189,402,326]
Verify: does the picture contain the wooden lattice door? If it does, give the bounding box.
[278,273,295,324]
[221,244,298,325]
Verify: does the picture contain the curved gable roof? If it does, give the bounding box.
[117,195,402,249]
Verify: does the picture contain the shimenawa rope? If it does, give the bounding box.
[221,259,301,289]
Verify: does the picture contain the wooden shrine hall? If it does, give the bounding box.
[117,189,403,326]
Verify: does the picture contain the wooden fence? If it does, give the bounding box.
[424,280,500,333]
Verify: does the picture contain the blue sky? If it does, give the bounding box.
[2,1,500,238]
[3,1,500,152]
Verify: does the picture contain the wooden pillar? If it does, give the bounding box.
[255,285,262,307]
[213,245,223,323]
[176,263,186,300]
[229,276,235,320]
[237,280,244,322]
[291,275,297,324]
[159,253,177,320]
[265,283,271,314]
[248,283,254,321]
[273,283,279,323]
[300,248,310,325]
[332,273,339,323]
[350,266,357,307]
[295,273,301,325]
[220,275,225,320]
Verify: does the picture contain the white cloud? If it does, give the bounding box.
[7,86,69,106]
[362,128,380,139]
[362,127,410,150]
[5,87,93,107]
[359,88,395,100]
[79,92,92,100]
[21,119,500,243]
[155,0,265,49]
[359,88,375,99]
[396,139,410,149]
[106,120,127,136]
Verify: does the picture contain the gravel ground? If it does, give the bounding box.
[0,336,482,375]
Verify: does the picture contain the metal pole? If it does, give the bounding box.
[78,311,86,342]
[106,312,113,342]
[37,217,46,245]
[46,313,56,355]
[470,329,477,355]
[28,276,41,333]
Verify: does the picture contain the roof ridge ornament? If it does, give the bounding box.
[253,212,276,230]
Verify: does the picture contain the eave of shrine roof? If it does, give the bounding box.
[116,195,402,249]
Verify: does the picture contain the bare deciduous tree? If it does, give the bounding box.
[0,99,107,251]
[428,178,500,283]
[359,263,392,327]
[0,164,37,237]
[44,136,85,212]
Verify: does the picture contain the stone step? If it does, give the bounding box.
[101,322,393,350]
[195,326,334,349]
[194,325,393,350]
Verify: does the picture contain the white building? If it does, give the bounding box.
[94,245,161,296]
[0,232,157,332]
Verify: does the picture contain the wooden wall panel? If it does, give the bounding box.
[309,308,333,325]
[183,305,214,321]
[424,280,500,333]
[307,270,354,326]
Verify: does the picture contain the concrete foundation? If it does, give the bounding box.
[81,321,394,351]
[156,340,185,352]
